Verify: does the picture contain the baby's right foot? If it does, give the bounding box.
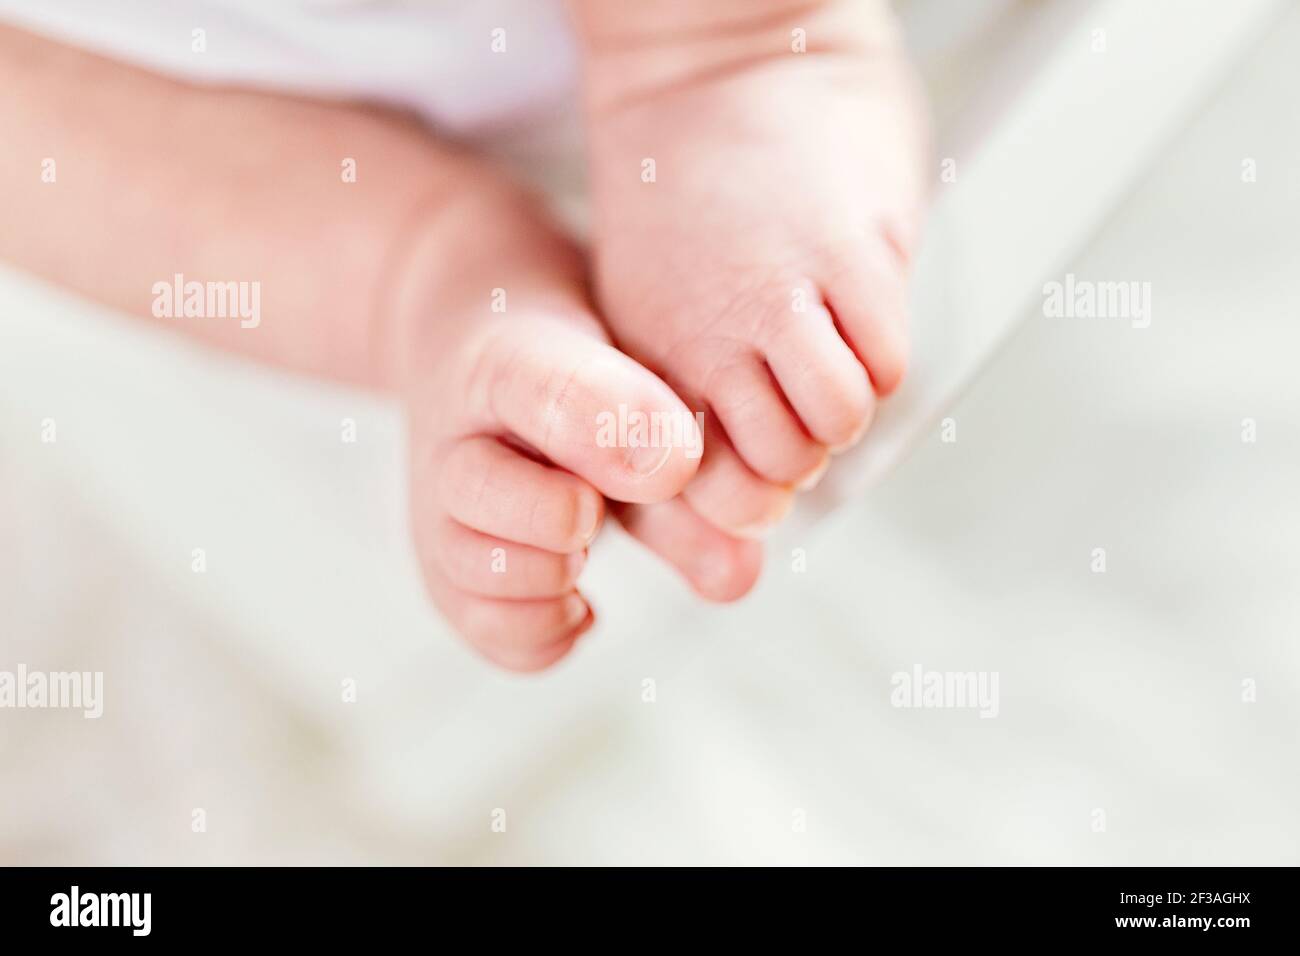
[573,0,927,563]
[391,184,702,671]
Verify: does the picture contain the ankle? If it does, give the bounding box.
[383,178,591,393]
[571,0,902,114]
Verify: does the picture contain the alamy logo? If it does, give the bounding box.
[890,665,999,718]
[50,886,151,936]
[0,665,102,718]
[1043,273,1151,328]
[595,404,705,460]
[152,273,261,328]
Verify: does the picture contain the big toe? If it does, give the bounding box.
[470,318,702,504]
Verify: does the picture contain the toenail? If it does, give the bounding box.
[731,508,787,539]
[694,554,735,596]
[626,442,671,478]
[565,549,588,579]
[796,457,830,491]
[733,491,796,537]
[830,420,871,455]
[563,593,590,628]
[576,494,601,544]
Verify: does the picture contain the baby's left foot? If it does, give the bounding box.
[577,0,928,583]
[394,184,701,670]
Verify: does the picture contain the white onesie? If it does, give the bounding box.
[0,0,581,141]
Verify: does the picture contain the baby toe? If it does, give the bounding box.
[473,319,701,504]
[760,292,875,449]
[614,498,763,603]
[433,579,594,672]
[471,617,589,672]
[704,356,828,487]
[681,418,794,537]
[437,436,602,554]
[822,236,911,397]
[425,517,585,600]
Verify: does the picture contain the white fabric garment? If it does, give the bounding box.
[0,0,580,139]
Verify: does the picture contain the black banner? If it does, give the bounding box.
[0,866,1289,943]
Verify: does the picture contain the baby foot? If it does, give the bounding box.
[578,0,928,583]
[393,186,699,670]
